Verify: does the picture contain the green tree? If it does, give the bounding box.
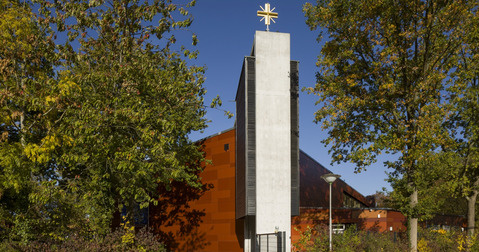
[304,0,477,250]
[387,151,457,222]
[0,0,84,242]
[33,0,208,235]
[1,0,209,243]
[446,9,479,236]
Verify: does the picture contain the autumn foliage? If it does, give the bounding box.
[1,0,206,246]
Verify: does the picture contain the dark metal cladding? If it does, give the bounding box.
[235,56,257,218]
[246,57,256,216]
[290,61,300,216]
[235,58,247,219]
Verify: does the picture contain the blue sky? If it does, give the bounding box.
[185,1,391,196]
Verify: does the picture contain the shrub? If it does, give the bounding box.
[294,225,479,251]
[417,227,479,252]
[294,224,408,252]
[0,227,165,252]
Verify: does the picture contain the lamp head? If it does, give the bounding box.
[321,173,341,184]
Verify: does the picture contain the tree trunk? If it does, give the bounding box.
[20,64,26,147]
[467,190,478,236]
[409,187,418,252]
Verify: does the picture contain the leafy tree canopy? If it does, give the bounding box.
[1,0,208,242]
[304,0,478,249]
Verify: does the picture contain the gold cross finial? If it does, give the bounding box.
[257,3,278,31]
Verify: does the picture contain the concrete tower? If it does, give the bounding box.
[236,30,299,252]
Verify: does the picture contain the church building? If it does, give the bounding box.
[144,30,409,251]
[140,15,465,252]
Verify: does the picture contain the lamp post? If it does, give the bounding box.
[321,173,341,251]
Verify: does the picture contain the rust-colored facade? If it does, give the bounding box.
[150,128,242,251]
[291,208,407,242]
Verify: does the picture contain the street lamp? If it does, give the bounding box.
[321,173,341,251]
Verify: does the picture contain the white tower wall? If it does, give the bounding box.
[254,30,291,251]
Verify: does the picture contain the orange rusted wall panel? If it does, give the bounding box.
[291,208,408,245]
[150,129,242,252]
